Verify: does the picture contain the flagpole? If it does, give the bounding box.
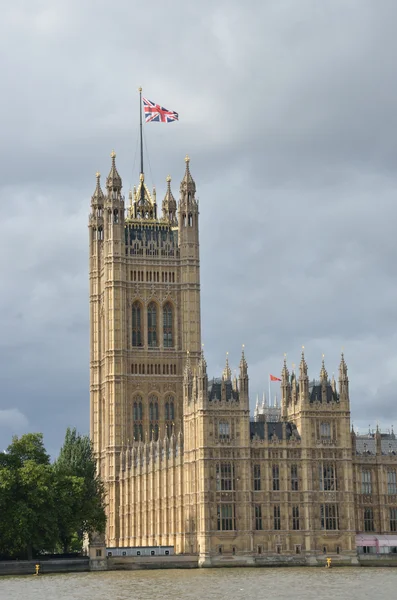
[268,374,271,411]
[138,86,144,205]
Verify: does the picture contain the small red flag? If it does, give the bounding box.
[269,374,281,382]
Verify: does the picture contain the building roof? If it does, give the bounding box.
[355,432,397,455]
[308,381,339,404]
[208,378,239,402]
[250,421,301,442]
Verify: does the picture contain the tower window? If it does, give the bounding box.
[319,464,337,491]
[272,465,280,491]
[188,213,193,227]
[216,463,234,491]
[364,508,374,532]
[321,504,339,530]
[387,470,397,495]
[147,302,158,347]
[362,470,372,494]
[255,505,262,530]
[217,504,235,531]
[165,395,175,437]
[253,464,261,491]
[291,464,299,490]
[320,422,331,440]
[149,394,159,441]
[133,396,143,441]
[163,303,173,348]
[273,505,281,530]
[132,302,143,347]
[292,506,300,530]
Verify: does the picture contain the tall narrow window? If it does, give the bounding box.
[217,504,235,531]
[254,464,261,491]
[362,470,372,494]
[273,505,281,530]
[320,422,331,440]
[165,394,175,437]
[132,396,143,441]
[132,302,142,347]
[364,508,374,532]
[319,464,337,491]
[149,394,159,441]
[291,464,299,491]
[390,508,397,532]
[218,421,230,441]
[292,506,300,530]
[255,505,262,530]
[216,463,234,491]
[321,504,339,530]
[147,302,158,347]
[272,465,280,491]
[163,303,173,348]
[387,470,397,495]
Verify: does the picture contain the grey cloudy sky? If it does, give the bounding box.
[0,0,396,456]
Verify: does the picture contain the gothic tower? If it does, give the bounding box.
[89,152,201,546]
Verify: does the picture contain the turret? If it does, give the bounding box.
[104,151,125,238]
[162,176,178,225]
[320,355,328,403]
[298,347,309,402]
[238,346,249,401]
[89,172,105,242]
[281,356,291,415]
[222,352,232,381]
[339,352,349,402]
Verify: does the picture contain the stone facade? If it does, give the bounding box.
[89,153,397,565]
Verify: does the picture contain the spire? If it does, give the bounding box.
[92,171,104,203]
[254,395,259,418]
[239,345,247,373]
[319,354,328,382]
[299,346,308,379]
[222,352,232,381]
[184,350,192,383]
[198,345,207,377]
[339,351,348,380]
[262,392,267,409]
[180,154,196,196]
[162,175,177,225]
[106,150,122,191]
[281,355,289,383]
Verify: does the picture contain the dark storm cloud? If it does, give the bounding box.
[0,0,396,453]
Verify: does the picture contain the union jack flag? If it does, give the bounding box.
[143,97,179,123]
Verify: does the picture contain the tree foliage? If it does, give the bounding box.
[0,430,106,559]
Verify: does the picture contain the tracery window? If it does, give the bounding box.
[165,395,175,437]
[364,508,374,532]
[292,506,300,530]
[320,422,331,440]
[149,394,159,441]
[216,463,234,491]
[390,508,397,532]
[132,396,143,441]
[362,470,372,494]
[319,464,337,491]
[255,505,262,530]
[163,303,173,348]
[272,465,280,491]
[273,505,281,530]
[321,504,339,530]
[218,421,230,441]
[253,464,261,491]
[217,504,235,531]
[132,302,143,347]
[387,470,397,495]
[147,302,158,347]
[291,464,299,490]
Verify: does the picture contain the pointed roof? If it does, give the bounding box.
[134,173,154,207]
[163,175,176,208]
[339,351,348,379]
[222,352,232,381]
[239,345,247,372]
[106,150,122,190]
[180,155,196,195]
[319,355,328,382]
[299,346,308,378]
[92,171,104,202]
[282,355,289,382]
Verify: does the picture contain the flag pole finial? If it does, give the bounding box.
[138,86,142,92]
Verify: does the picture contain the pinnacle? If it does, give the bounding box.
[180,154,196,194]
[106,150,122,190]
[92,171,104,201]
[319,354,328,382]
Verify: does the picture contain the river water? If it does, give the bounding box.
[0,567,395,600]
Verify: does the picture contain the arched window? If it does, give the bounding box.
[165,395,175,437]
[132,302,142,347]
[147,302,158,347]
[149,394,159,440]
[163,303,173,348]
[132,395,143,441]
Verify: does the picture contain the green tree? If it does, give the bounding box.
[54,428,106,552]
[0,434,58,559]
